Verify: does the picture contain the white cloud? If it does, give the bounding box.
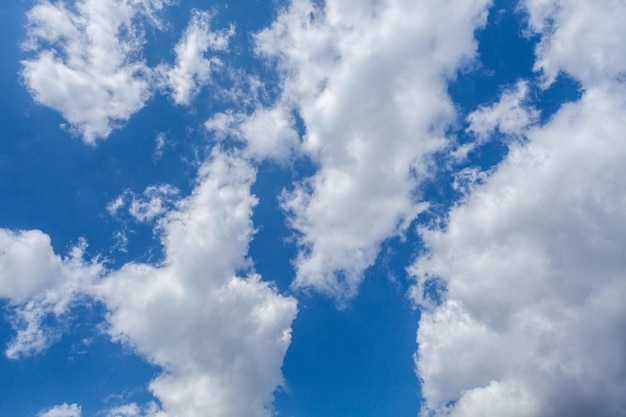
[38,403,81,417]
[104,402,160,417]
[524,0,626,87]
[414,86,626,416]
[21,0,172,144]
[251,0,492,300]
[95,149,297,417]
[158,10,234,105]
[129,185,180,223]
[107,196,126,216]
[453,80,538,161]
[108,185,180,223]
[467,81,537,139]
[1,151,296,417]
[205,105,300,162]
[412,4,626,414]
[0,231,104,358]
[411,17,626,413]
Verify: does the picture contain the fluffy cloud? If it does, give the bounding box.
[0,231,103,358]
[411,1,626,414]
[95,150,297,417]
[20,2,233,142]
[525,0,626,87]
[38,403,81,417]
[455,80,538,160]
[158,10,234,105]
[21,0,172,143]
[108,184,180,223]
[251,0,492,300]
[414,89,626,416]
[1,151,296,417]
[205,105,300,162]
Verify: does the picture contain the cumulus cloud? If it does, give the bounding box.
[245,0,493,301]
[524,0,626,87]
[411,1,626,414]
[108,184,180,223]
[158,10,234,105]
[413,89,626,416]
[95,150,297,417]
[205,105,300,162]
[453,80,538,160]
[1,150,297,417]
[38,403,81,417]
[0,231,104,358]
[128,185,180,223]
[467,81,537,139]
[21,0,172,144]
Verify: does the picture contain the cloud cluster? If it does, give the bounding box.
[21,1,230,143]
[249,0,492,300]
[412,1,626,415]
[0,151,296,417]
[158,10,234,105]
[0,230,103,358]
[108,184,180,224]
[96,150,297,417]
[21,0,171,143]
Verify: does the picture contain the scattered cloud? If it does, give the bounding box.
[252,0,491,300]
[107,196,126,217]
[467,81,537,139]
[152,132,167,162]
[108,185,180,224]
[1,151,297,417]
[157,10,234,105]
[38,403,81,417]
[129,185,180,223]
[21,0,172,144]
[205,105,300,162]
[0,231,104,358]
[95,150,297,417]
[11,1,626,416]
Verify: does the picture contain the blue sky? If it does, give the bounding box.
[1,1,625,417]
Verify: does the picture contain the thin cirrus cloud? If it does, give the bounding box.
[21,0,230,144]
[0,151,297,417]
[411,1,626,416]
